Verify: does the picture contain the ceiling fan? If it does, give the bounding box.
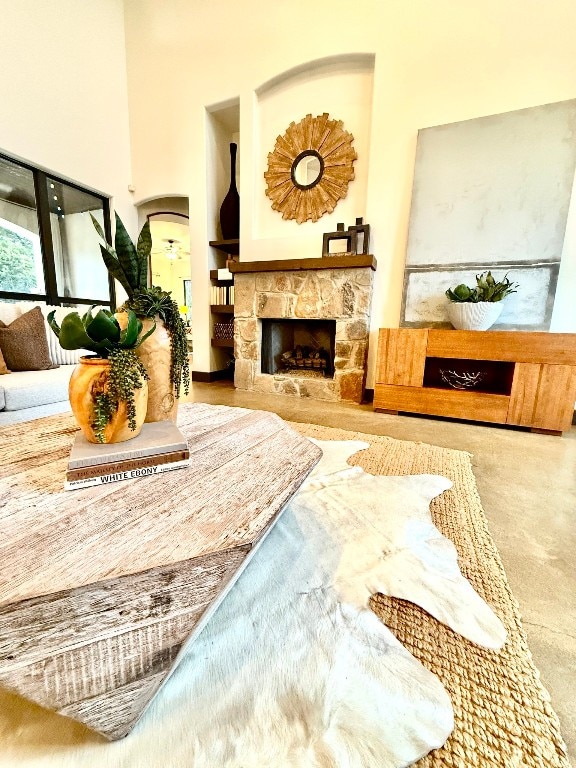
[151,238,189,260]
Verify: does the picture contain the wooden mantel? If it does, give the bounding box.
[229,255,377,273]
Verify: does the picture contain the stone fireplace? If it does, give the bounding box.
[230,256,376,402]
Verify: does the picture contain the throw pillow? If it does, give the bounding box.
[0,307,59,371]
[0,347,11,375]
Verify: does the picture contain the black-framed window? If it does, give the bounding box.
[0,152,115,308]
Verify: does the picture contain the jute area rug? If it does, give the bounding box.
[289,422,570,768]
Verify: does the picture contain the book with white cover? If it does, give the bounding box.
[68,421,188,469]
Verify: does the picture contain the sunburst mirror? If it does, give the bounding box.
[264,113,357,224]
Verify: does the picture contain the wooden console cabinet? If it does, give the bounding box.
[373,329,576,434]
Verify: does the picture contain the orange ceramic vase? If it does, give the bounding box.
[68,356,148,444]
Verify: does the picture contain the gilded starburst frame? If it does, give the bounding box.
[264,113,357,224]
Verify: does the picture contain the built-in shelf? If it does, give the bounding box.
[209,239,240,256]
[209,239,236,362]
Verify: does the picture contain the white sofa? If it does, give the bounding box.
[0,302,86,426]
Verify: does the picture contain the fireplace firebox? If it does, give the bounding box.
[261,319,336,378]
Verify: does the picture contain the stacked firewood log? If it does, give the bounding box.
[280,345,330,371]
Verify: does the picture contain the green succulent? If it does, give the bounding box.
[47,306,155,357]
[91,215,190,399]
[48,307,154,443]
[445,271,518,303]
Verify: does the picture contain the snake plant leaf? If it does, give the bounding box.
[136,220,151,290]
[57,313,110,353]
[133,320,157,348]
[89,212,107,243]
[85,309,121,343]
[114,213,139,292]
[99,244,132,296]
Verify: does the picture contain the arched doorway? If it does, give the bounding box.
[137,197,192,351]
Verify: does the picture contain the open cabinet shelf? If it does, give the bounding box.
[208,239,240,256]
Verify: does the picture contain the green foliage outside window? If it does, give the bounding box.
[0,226,37,293]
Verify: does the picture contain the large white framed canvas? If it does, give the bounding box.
[401,99,576,329]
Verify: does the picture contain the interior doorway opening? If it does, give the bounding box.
[136,197,192,353]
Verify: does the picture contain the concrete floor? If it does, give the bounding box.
[183,381,576,765]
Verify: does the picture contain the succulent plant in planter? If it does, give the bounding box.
[48,307,155,443]
[446,271,518,303]
[445,271,518,330]
[91,213,190,422]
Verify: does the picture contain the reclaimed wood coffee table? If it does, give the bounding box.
[0,403,321,740]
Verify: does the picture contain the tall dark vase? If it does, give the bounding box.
[219,142,240,240]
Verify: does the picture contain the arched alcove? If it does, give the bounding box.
[255,54,375,240]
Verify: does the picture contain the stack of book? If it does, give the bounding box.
[65,421,190,491]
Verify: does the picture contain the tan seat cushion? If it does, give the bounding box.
[0,307,58,371]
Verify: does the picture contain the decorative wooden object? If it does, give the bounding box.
[68,356,148,444]
[0,404,321,740]
[322,222,357,257]
[374,328,576,434]
[322,218,371,257]
[347,217,371,255]
[264,113,357,224]
[116,312,177,424]
[219,142,240,240]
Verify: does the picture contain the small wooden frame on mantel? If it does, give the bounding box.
[322,218,371,257]
[322,223,357,257]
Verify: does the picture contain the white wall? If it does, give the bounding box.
[255,59,373,249]
[123,0,576,382]
[0,0,135,234]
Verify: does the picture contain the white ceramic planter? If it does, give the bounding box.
[447,301,504,331]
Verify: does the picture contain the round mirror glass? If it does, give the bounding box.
[291,150,324,190]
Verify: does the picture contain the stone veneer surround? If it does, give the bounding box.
[231,258,376,403]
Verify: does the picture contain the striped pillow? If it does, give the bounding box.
[39,305,88,366]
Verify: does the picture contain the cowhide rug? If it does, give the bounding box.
[301,440,507,650]
[0,439,506,768]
